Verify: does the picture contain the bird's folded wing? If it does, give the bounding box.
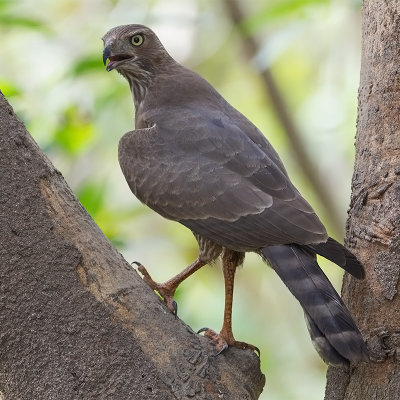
[118,109,327,248]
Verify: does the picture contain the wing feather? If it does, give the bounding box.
[118,106,327,250]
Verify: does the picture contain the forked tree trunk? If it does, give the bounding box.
[0,92,265,399]
[325,1,400,398]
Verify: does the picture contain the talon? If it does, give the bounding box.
[131,261,143,267]
[230,340,260,356]
[198,328,258,356]
[137,264,151,279]
[131,257,206,318]
[215,343,228,356]
[135,264,160,291]
[133,262,178,314]
[172,300,178,318]
[197,328,228,354]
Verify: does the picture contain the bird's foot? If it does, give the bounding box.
[198,327,260,356]
[133,262,178,316]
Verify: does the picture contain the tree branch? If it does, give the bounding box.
[0,92,265,399]
[223,0,344,238]
[325,1,400,398]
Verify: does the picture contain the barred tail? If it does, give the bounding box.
[260,244,368,365]
[306,237,365,279]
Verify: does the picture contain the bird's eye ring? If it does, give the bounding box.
[131,34,144,47]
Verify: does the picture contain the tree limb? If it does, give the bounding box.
[0,92,265,399]
[325,1,400,398]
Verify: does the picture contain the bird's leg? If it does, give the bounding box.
[199,250,259,355]
[136,258,206,314]
[136,233,222,315]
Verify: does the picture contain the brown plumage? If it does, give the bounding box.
[102,24,368,364]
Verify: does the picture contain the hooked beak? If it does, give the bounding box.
[103,45,133,72]
[103,46,111,69]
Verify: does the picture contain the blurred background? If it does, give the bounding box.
[1,0,361,398]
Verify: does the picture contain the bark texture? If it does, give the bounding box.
[0,92,265,399]
[325,1,400,398]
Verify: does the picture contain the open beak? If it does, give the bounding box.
[103,46,133,72]
[103,46,112,68]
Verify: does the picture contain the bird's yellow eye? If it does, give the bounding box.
[131,34,144,47]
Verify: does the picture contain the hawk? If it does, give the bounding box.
[102,24,368,364]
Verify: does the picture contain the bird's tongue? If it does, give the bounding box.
[106,60,116,72]
[105,55,131,71]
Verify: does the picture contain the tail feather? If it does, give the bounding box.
[261,244,368,365]
[304,312,348,365]
[307,237,365,279]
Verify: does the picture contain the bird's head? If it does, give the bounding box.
[102,24,173,77]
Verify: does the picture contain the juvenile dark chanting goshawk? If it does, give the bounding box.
[102,24,368,365]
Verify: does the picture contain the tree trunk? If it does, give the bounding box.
[0,92,265,400]
[325,1,400,398]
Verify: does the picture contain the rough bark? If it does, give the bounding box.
[325,1,400,399]
[0,92,265,400]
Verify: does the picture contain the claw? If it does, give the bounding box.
[230,341,260,357]
[134,262,178,315]
[131,261,143,267]
[135,263,157,284]
[198,328,227,354]
[172,300,178,318]
[215,343,228,356]
[198,328,259,356]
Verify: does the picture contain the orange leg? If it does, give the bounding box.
[135,258,206,314]
[199,250,259,355]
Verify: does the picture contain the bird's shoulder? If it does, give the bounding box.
[119,64,327,246]
[140,65,289,175]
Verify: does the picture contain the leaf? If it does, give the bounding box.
[242,0,324,34]
[77,181,107,217]
[52,106,94,155]
[70,55,105,76]
[0,80,21,97]
[0,14,47,30]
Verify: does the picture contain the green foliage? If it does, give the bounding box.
[76,180,126,246]
[70,55,106,75]
[0,0,46,29]
[76,180,107,216]
[0,80,20,97]
[243,0,324,33]
[0,14,46,29]
[52,106,94,155]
